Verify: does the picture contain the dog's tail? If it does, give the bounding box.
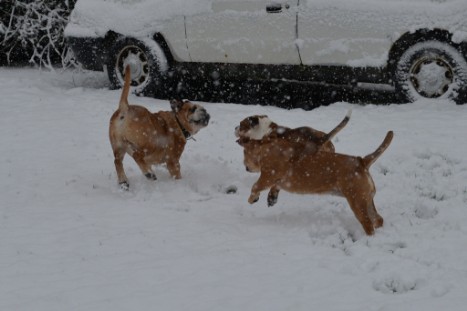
[118,65,131,112]
[318,109,352,144]
[362,131,394,168]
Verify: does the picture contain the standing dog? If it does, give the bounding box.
[109,66,210,189]
[241,131,393,235]
[235,111,351,172]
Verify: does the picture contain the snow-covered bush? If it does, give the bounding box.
[0,0,76,68]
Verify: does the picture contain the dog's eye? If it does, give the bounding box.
[189,106,197,113]
[248,117,259,127]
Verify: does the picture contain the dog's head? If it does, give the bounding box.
[234,115,275,172]
[234,115,273,140]
[171,99,210,135]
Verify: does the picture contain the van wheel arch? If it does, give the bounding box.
[388,29,456,78]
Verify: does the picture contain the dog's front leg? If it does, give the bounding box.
[166,160,182,179]
[267,186,280,207]
[248,187,261,204]
[248,173,276,204]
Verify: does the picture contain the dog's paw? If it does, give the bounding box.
[248,196,259,204]
[119,181,130,191]
[145,173,157,180]
[267,196,277,207]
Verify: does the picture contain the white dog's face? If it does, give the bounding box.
[235,115,272,140]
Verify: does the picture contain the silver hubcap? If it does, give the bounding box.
[116,45,149,87]
[409,56,453,98]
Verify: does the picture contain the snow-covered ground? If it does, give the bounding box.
[1,68,466,310]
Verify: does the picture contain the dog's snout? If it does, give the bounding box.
[191,107,210,126]
[203,110,210,125]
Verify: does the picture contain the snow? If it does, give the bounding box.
[65,0,467,40]
[1,67,467,310]
[298,0,467,66]
[65,0,213,38]
[64,0,467,71]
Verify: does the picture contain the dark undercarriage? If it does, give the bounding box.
[68,36,398,108]
[157,64,396,109]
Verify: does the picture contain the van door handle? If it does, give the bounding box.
[266,4,282,13]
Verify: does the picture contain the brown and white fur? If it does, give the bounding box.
[240,131,393,235]
[235,110,351,172]
[109,66,210,189]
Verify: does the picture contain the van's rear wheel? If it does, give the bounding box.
[107,37,167,96]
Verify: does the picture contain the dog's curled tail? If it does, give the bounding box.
[118,65,131,112]
[320,109,352,144]
[362,131,394,168]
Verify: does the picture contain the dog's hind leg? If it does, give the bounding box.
[132,151,157,181]
[368,199,384,229]
[113,149,129,190]
[344,193,375,235]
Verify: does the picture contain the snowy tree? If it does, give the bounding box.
[0,0,76,68]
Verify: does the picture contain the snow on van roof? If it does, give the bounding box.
[65,0,213,38]
[65,0,467,40]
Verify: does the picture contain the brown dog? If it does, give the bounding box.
[235,111,351,172]
[241,131,393,235]
[109,66,210,189]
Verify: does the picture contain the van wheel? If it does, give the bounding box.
[107,37,167,96]
[394,40,467,102]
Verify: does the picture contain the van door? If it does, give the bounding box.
[186,0,300,65]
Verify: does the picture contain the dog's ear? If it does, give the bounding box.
[170,99,184,113]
